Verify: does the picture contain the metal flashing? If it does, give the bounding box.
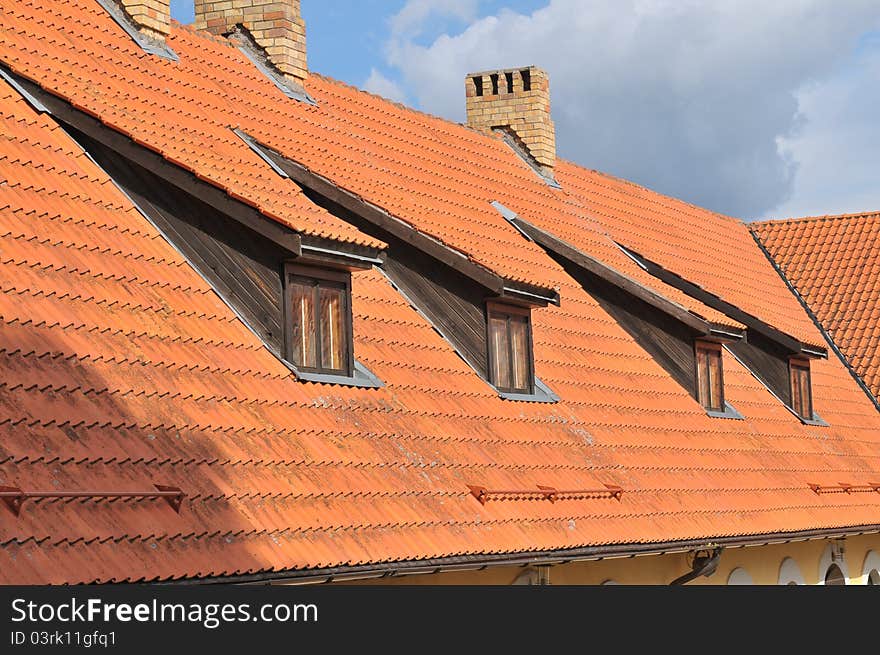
[708,327,746,342]
[282,359,385,389]
[491,201,534,242]
[299,244,384,267]
[497,377,559,404]
[800,412,829,428]
[614,240,649,271]
[501,285,558,306]
[490,200,518,223]
[95,0,179,62]
[0,67,48,114]
[234,36,316,106]
[705,401,744,421]
[233,127,291,178]
[494,128,561,189]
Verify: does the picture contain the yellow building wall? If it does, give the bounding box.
[346,534,880,585]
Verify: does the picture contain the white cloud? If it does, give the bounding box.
[390,0,479,38]
[767,41,880,219]
[382,0,880,218]
[363,68,409,104]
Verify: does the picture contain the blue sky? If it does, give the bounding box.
[170,1,544,94]
[169,1,880,220]
[171,1,403,83]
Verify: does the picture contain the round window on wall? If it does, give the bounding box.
[862,551,880,585]
[778,557,805,585]
[727,568,753,585]
[824,563,846,586]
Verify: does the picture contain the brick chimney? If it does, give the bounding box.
[466,66,556,175]
[194,1,308,84]
[117,0,172,41]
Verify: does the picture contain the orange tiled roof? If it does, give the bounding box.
[753,212,880,403]
[0,2,382,253]
[553,163,824,348]
[0,0,745,322]
[0,2,878,584]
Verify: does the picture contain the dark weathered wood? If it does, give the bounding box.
[385,244,490,377]
[729,332,794,406]
[485,300,535,394]
[296,176,497,377]
[559,258,703,399]
[614,241,826,358]
[695,340,725,411]
[10,69,303,254]
[510,217,712,334]
[239,130,555,304]
[68,128,288,355]
[282,262,355,376]
[296,184,495,377]
[241,132,511,295]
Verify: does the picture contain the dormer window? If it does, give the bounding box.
[695,340,724,412]
[284,263,353,377]
[790,358,813,420]
[487,302,534,395]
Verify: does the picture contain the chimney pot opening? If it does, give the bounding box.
[464,66,556,176]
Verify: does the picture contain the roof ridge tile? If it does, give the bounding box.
[755,211,880,226]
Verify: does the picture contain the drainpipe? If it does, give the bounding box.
[670,548,723,585]
[535,565,551,585]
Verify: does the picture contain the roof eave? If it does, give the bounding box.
[240,131,560,304]
[614,241,827,359]
[1,65,383,259]
[495,208,715,335]
[165,523,880,586]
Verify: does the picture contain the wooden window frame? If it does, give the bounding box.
[694,340,725,412]
[486,301,535,395]
[283,262,355,378]
[789,358,813,420]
